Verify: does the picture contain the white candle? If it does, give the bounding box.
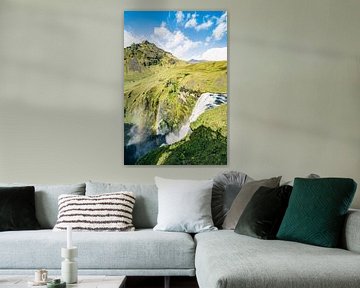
[67,225,72,249]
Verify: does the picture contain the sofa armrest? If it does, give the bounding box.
[342,209,360,253]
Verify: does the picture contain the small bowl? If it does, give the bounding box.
[47,279,66,288]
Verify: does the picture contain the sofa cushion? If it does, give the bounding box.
[86,181,158,229]
[0,229,195,271]
[277,178,357,247]
[0,186,40,231]
[195,230,360,288]
[234,185,292,239]
[222,176,281,229]
[154,177,216,233]
[0,183,85,229]
[342,209,360,253]
[53,192,136,232]
[212,171,250,228]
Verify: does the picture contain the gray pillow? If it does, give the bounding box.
[212,171,250,228]
[283,173,320,186]
[222,176,281,230]
[0,183,85,228]
[153,177,217,233]
[86,181,158,229]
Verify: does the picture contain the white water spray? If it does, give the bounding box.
[165,93,227,144]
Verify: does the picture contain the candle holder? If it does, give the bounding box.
[61,247,78,284]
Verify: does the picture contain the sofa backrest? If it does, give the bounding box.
[86,181,158,229]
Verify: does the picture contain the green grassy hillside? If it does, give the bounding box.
[124,60,227,133]
[136,125,227,165]
[136,105,227,165]
[124,40,181,73]
[191,104,227,137]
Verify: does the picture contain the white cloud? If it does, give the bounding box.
[217,11,227,24]
[124,30,143,47]
[212,21,227,40]
[200,47,227,61]
[175,11,184,23]
[185,13,197,28]
[195,19,213,31]
[151,23,200,60]
[184,13,213,31]
[208,11,227,41]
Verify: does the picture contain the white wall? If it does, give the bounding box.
[0,0,359,207]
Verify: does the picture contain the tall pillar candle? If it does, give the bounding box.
[67,225,72,249]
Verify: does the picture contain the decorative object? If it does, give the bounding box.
[53,192,136,231]
[61,226,78,284]
[277,178,357,247]
[47,279,66,288]
[67,225,72,248]
[124,10,228,165]
[34,269,48,283]
[153,177,217,232]
[222,176,281,229]
[27,269,51,286]
[234,185,293,239]
[212,171,250,228]
[0,186,41,231]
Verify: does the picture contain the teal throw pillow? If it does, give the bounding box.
[277,178,357,247]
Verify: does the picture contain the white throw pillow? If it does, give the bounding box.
[53,192,135,232]
[153,177,217,233]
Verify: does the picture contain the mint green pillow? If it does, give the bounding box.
[277,178,357,247]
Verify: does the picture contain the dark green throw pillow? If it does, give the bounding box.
[277,178,357,247]
[0,186,41,231]
[235,185,292,239]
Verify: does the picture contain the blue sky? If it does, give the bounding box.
[124,11,227,61]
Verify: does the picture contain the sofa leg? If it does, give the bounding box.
[164,276,170,288]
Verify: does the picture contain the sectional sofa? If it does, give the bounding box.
[0,181,360,288]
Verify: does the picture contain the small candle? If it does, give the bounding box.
[67,225,72,249]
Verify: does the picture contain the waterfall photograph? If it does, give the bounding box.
[124,10,228,165]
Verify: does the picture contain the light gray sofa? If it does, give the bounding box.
[0,181,360,288]
[0,181,195,279]
[195,211,360,288]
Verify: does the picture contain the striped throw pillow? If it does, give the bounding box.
[53,192,136,231]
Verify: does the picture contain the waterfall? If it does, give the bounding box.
[165,93,227,145]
